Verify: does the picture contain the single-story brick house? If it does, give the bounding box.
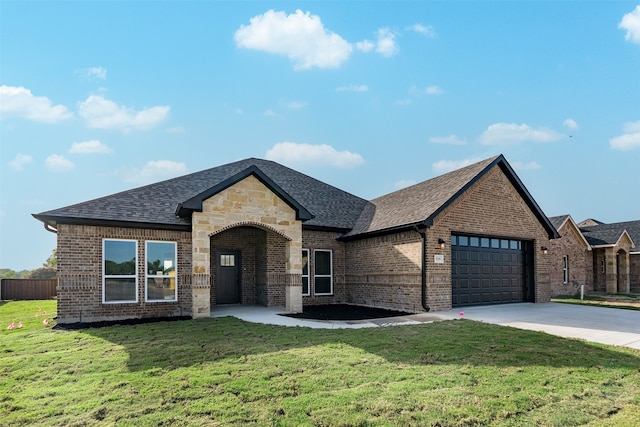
[548,216,638,296]
[34,154,561,324]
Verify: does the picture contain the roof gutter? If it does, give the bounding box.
[413,225,430,312]
[44,223,58,234]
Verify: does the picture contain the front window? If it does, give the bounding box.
[146,241,177,302]
[563,256,569,284]
[103,239,138,303]
[314,250,333,295]
[302,249,310,296]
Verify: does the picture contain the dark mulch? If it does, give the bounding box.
[283,304,412,321]
[54,316,191,330]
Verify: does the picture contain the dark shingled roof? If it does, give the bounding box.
[580,220,640,248]
[549,215,570,231]
[33,158,370,232]
[342,155,559,240]
[33,154,559,240]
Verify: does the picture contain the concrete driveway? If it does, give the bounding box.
[431,302,640,350]
[212,303,640,350]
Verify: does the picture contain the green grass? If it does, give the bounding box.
[2,300,640,426]
[552,294,640,311]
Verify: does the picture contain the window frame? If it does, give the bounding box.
[145,241,178,302]
[102,238,138,304]
[313,249,333,296]
[301,249,310,296]
[563,255,569,284]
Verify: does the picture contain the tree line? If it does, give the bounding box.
[0,249,57,280]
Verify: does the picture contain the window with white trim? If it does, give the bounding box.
[563,255,569,284]
[103,239,138,303]
[146,241,178,302]
[314,249,333,295]
[302,249,310,296]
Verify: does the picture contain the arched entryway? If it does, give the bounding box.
[210,224,291,307]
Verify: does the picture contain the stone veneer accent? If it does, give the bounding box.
[191,175,303,315]
[56,224,192,324]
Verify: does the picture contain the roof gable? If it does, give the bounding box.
[580,220,639,249]
[176,165,313,221]
[342,155,559,240]
[549,215,591,250]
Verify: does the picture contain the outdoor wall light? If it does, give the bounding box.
[438,238,446,249]
[541,246,548,255]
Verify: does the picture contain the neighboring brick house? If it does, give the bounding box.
[34,154,560,324]
[548,216,638,295]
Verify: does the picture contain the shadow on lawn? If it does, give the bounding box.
[80,316,640,372]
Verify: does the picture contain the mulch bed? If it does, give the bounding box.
[283,304,412,321]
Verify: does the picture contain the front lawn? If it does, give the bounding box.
[1,300,639,426]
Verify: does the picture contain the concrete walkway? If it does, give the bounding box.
[211,303,640,349]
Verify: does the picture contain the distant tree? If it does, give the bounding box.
[43,249,57,268]
[0,269,17,279]
[27,267,57,279]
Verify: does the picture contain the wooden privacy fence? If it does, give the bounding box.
[0,279,57,300]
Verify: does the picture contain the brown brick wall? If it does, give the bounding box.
[301,230,347,305]
[56,224,192,324]
[344,231,422,312]
[548,222,593,296]
[631,254,640,293]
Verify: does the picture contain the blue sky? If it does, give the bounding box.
[1,1,639,271]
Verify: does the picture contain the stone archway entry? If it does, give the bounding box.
[216,250,240,304]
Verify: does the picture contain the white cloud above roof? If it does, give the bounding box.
[0,85,73,123]
[619,5,640,44]
[336,84,368,92]
[75,66,107,80]
[562,118,579,130]
[610,120,640,150]
[234,9,353,70]
[9,153,33,171]
[78,95,169,132]
[266,142,364,168]
[511,160,541,171]
[429,135,466,145]
[432,158,480,174]
[478,123,562,145]
[69,140,112,154]
[375,28,398,57]
[45,154,74,172]
[121,160,188,184]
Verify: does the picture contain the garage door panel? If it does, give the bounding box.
[452,234,529,307]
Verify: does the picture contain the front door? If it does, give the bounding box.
[216,250,240,304]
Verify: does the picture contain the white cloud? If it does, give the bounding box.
[264,109,278,117]
[45,154,74,172]
[619,5,640,44]
[623,120,640,133]
[75,66,107,80]
[0,85,73,123]
[9,153,32,171]
[394,179,417,190]
[563,118,579,130]
[406,24,436,38]
[478,123,563,145]
[355,39,375,52]
[610,121,640,150]
[375,28,398,57]
[336,84,368,92]
[425,85,443,95]
[69,140,112,154]
[284,101,308,109]
[122,160,188,183]
[266,142,364,168]
[234,9,352,70]
[432,158,480,174]
[511,161,541,171]
[429,135,466,145]
[78,95,170,131]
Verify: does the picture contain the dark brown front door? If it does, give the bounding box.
[216,250,240,304]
